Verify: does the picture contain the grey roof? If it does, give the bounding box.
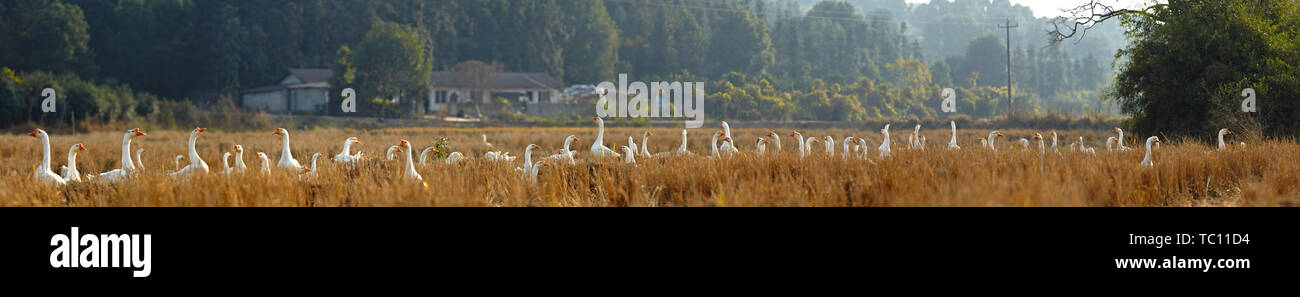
[285,68,333,84]
[429,72,564,90]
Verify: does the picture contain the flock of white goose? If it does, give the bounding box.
[27,117,1243,188]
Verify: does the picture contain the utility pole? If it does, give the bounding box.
[999,19,1018,119]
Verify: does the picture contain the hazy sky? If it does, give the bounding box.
[904,0,1161,18]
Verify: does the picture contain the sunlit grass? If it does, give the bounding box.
[1,127,1295,206]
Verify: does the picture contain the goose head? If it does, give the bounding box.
[132,128,147,137]
[76,143,86,152]
[233,145,243,153]
[1146,136,1161,146]
[29,129,43,138]
[273,128,286,136]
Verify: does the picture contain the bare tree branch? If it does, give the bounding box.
[1047,0,1166,44]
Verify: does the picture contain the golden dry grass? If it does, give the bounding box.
[2,126,1297,206]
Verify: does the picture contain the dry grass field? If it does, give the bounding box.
[3,126,1298,206]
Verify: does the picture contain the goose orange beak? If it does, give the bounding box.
[591,117,599,121]
[28,131,37,137]
[135,128,147,136]
[273,129,282,135]
[78,144,86,151]
[197,127,206,133]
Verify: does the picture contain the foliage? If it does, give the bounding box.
[1110,0,1300,139]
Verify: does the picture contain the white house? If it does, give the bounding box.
[427,72,565,112]
[242,68,333,114]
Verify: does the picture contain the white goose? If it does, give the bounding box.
[719,121,739,154]
[334,137,363,163]
[627,136,638,158]
[639,131,653,158]
[856,137,872,159]
[986,131,1003,151]
[842,137,854,160]
[171,127,209,178]
[59,143,86,182]
[911,124,922,149]
[622,145,636,164]
[303,153,321,177]
[549,135,580,163]
[445,151,465,165]
[529,161,547,183]
[947,121,961,150]
[30,129,66,186]
[710,131,725,158]
[823,136,835,157]
[133,148,146,171]
[273,128,301,170]
[419,146,437,165]
[386,145,401,161]
[1217,128,1232,151]
[220,152,233,175]
[878,124,892,158]
[1033,133,1045,156]
[1113,128,1132,151]
[791,131,807,158]
[515,144,540,174]
[397,140,425,187]
[98,128,147,182]
[486,151,514,162]
[1018,138,1030,150]
[173,155,184,171]
[232,145,247,173]
[675,130,691,155]
[482,134,494,148]
[756,137,768,154]
[590,117,620,157]
[766,131,782,154]
[804,137,819,157]
[257,152,271,175]
[1106,137,1117,152]
[1140,136,1161,168]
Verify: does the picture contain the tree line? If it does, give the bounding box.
[1,0,1117,129]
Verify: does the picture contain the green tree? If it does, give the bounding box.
[352,20,433,117]
[1107,0,1300,138]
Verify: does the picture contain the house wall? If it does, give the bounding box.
[289,88,329,113]
[242,90,287,113]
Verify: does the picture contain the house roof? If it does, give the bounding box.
[285,68,334,84]
[429,72,564,90]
